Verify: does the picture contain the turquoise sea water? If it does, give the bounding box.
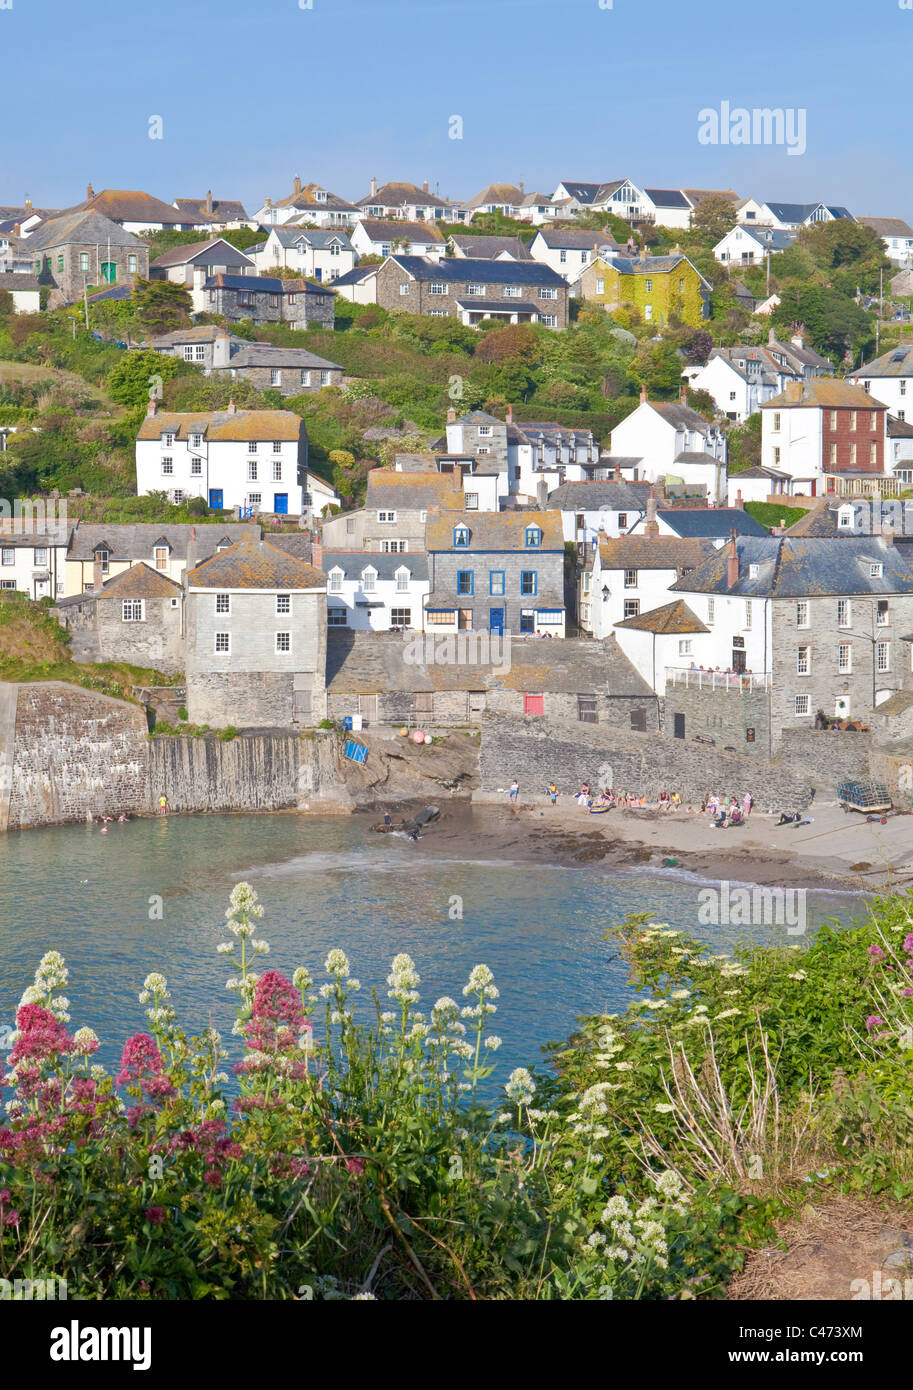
[0,812,867,1091]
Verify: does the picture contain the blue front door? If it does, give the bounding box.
[489,608,504,635]
[208,488,223,509]
[273,493,288,515]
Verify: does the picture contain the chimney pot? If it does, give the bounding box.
[370,176,378,198]
[446,406,456,423]
[310,535,323,569]
[293,175,302,196]
[86,183,94,201]
[147,397,157,417]
[644,489,659,537]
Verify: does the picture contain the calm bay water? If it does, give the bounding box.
[0,813,867,1089]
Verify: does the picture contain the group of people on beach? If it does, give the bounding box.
[508,780,754,824]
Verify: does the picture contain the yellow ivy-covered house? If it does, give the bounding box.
[573,252,711,328]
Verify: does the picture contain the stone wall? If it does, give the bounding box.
[477,715,820,812]
[662,682,772,756]
[149,730,346,813]
[5,682,150,828]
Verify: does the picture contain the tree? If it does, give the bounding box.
[131,278,192,336]
[689,194,738,247]
[680,328,714,365]
[770,285,873,359]
[0,289,14,319]
[626,341,685,398]
[107,349,181,408]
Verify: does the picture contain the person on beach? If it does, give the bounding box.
[509,779,519,806]
[547,783,558,805]
[670,792,682,810]
[159,794,168,817]
[658,791,670,812]
[743,791,753,818]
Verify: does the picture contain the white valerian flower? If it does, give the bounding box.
[483,1035,502,1051]
[89,1064,108,1081]
[615,1061,633,1071]
[642,999,669,1010]
[324,949,351,978]
[292,967,313,990]
[352,1291,377,1301]
[787,970,808,981]
[216,942,233,955]
[714,1008,741,1020]
[387,953,421,1005]
[671,989,690,1000]
[504,1066,535,1106]
[143,972,169,995]
[654,1170,687,1202]
[225,882,264,937]
[654,1103,676,1114]
[250,939,271,955]
[496,1112,512,1125]
[463,964,497,996]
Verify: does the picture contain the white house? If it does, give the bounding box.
[609,396,728,501]
[0,527,70,599]
[551,179,648,221]
[253,178,360,229]
[350,218,446,261]
[149,238,256,310]
[757,201,854,231]
[330,265,379,304]
[135,401,336,519]
[713,224,795,267]
[528,227,618,281]
[322,550,430,631]
[726,466,792,507]
[171,195,252,231]
[848,345,913,420]
[514,193,564,226]
[683,346,797,422]
[642,190,693,231]
[356,179,459,223]
[858,218,913,267]
[251,228,355,283]
[547,479,651,548]
[581,519,714,643]
[0,272,40,313]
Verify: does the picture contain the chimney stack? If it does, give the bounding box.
[422,180,429,194]
[613,460,622,482]
[680,382,688,406]
[370,176,378,198]
[205,189,213,215]
[506,404,514,424]
[293,175,302,196]
[518,180,525,195]
[93,554,103,592]
[310,534,323,569]
[227,396,237,415]
[537,476,548,508]
[24,198,32,211]
[186,525,197,578]
[86,183,94,201]
[212,329,232,368]
[735,489,744,509]
[726,531,739,589]
[452,463,463,491]
[768,327,776,346]
[640,383,648,405]
[446,405,456,423]
[147,397,158,417]
[644,489,659,537]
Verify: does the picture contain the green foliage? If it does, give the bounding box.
[131,278,193,336]
[770,285,874,361]
[107,349,182,407]
[689,195,739,247]
[725,413,762,473]
[743,501,809,530]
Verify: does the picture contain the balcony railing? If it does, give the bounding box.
[666,666,772,692]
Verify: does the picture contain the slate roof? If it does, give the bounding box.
[68,523,260,562]
[331,266,379,286]
[204,272,331,296]
[173,197,250,223]
[453,298,541,314]
[77,189,189,227]
[388,255,566,288]
[547,480,650,510]
[762,380,882,410]
[273,183,358,212]
[853,345,913,378]
[889,414,913,437]
[725,226,796,251]
[656,508,769,539]
[649,402,717,433]
[682,188,740,206]
[186,539,325,590]
[644,189,691,209]
[365,470,464,511]
[266,227,353,250]
[533,227,619,250]
[151,237,254,268]
[150,326,236,346]
[449,234,531,260]
[217,344,342,371]
[322,551,429,581]
[0,273,39,291]
[425,508,564,551]
[97,563,183,600]
[326,631,653,697]
[136,409,302,442]
[597,536,714,570]
[763,201,854,224]
[615,599,710,634]
[859,216,913,239]
[27,210,144,250]
[357,181,453,209]
[356,218,444,244]
[670,536,913,598]
[262,532,313,561]
[598,254,711,288]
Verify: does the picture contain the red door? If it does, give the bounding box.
[524,693,544,716]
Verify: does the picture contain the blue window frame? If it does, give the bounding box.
[520,570,537,596]
[457,570,474,596]
[453,526,470,548]
[490,570,505,596]
[525,526,542,547]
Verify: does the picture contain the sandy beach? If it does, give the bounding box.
[371,797,913,894]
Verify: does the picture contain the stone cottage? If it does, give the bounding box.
[55,563,184,673]
[27,210,149,304]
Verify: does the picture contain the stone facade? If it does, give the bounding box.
[662,682,772,756]
[374,258,569,329]
[55,589,184,674]
[202,277,334,330]
[217,362,343,396]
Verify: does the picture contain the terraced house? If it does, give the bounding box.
[374,255,569,328]
[201,272,334,329]
[574,252,711,328]
[424,509,566,636]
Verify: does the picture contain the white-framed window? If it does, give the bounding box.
[361,568,377,592]
[154,546,168,571]
[391,607,411,627]
[838,506,854,530]
[796,601,809,627]
[214,632,230,654]
[623,568,637,588]
[248,461,258,481]
[623,598,640,619]
[539,287,557,300]
[541,315,557,327]
[247,493,261,508]
[248,441,258,454]
[429,282,449,295]
[275,631,291,652]
[466,284,485,296]
[399,284,410,296]
[797,644,810,675]
[328,568,344,593]
[300,369,311,385]
[596,277,605,294]
[678,639,692,657]
[215,593,230,614]
[276,593,291,614]
[270,369,281,386]
[272,440,282,454]
[503,285,521,297]
[745,601,752,629]
[183,345,194,362]
[706,597,715,625]
[191,458,202,475]
[478,426,492,437]
[838,598,851,626]
[877,641,891,672]
[171,490,184,504]
[190,433,202,448]
[465,492,479,510]
[870,563,883,578]
[96,549,109,573]
[328,607,347,625]
[377,511,397,523]
[122,599,145,622]
[194,346,205,361]
[380,539,408,553]
[161,457,173,474]
[772,412,781,432]
[272,461,282,481]
[395,567,410,592]
[838,643,852,673]
[34,547,48,565]
[795,694,810,716]
[163,432,175,447]
[645,279,653,292]
[644,305,653,321]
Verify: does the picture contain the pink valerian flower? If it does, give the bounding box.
[243,971,307,1057]
[344,1157,366,1177]
[869,945,886,960]
[8,1004,73,1066]
[902,988,913,998]
[865,1015,885,1032]
[903,934,913,955]
[0,1190,10,1205]
[115,1034,176,1106]
[145,1207,166,1225]
[203,1168,222,1189]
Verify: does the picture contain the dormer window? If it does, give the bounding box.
[837,505,854,530]
[361,567,377,593]
[395,566,410,592]
[525,526,542,548]
[870,563,883,579]
[216,537,232,552]
[162,432,175,447]
[328,568,344,593]
[96,548,109,574]
[454,526,470,548]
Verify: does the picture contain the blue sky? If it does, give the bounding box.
[3,0,912,219]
